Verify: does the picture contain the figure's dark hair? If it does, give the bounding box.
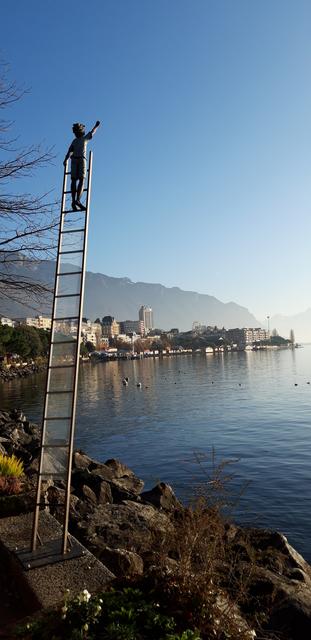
[72,122,85,137]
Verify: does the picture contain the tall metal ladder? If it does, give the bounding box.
[31,151,93,555]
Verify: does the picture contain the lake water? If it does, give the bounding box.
[1,347,311,560]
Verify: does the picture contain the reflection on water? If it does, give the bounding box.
[1,348,311,559]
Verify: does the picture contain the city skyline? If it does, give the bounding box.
[1,1,311,319]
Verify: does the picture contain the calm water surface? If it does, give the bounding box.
[1,347,311,559]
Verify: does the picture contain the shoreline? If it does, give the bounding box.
[0,363,46,383]
[1,409,311,638]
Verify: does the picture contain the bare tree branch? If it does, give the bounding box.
[0,64,58,308]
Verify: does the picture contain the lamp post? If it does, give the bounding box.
[267,315,270,338]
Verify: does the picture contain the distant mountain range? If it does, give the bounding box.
[2,259,310,339]
[1,259,260,332]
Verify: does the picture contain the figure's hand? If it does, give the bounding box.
[95,120,100,127]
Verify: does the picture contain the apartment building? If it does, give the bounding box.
[226,327,269,345]
[101,316,120,338]
[18,316,52,330]
[119,320,145,335]
[139,306,153,331]
[0,317,15,327]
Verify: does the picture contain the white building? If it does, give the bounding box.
[227,327,269,345]
[18,316,52,330]
[139,306,153,331]
[81,320,102,347]
[0,317,15,327]
[120,320,145,336]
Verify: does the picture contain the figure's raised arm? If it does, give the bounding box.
[91,120,100,136]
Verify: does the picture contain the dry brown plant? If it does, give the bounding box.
[140,452,283,640]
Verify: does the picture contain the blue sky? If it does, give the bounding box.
[1,0,311,319]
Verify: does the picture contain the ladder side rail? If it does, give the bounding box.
[31,163,68,551]
[62,151,93,553]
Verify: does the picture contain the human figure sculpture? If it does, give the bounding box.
[64,120,100,211]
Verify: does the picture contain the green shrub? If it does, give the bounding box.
[16,587,201,639]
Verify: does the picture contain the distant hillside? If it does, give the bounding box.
[0,259,260,331]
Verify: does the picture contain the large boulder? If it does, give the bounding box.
[0,411,40,466]
[227,527,311,639]
[104,458,136,478]
[97,546,144,578]
[141,482,182,511]
[72,450,94,470]
[79,500,173,557]
[71,461,143,505]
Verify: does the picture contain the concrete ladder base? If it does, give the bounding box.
[0,511,114,612]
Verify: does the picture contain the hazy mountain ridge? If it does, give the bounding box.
[0,259,261,331]
[3,259,310,338]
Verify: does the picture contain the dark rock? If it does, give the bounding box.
[81,484,97,505]
[141,482,181,511]
[72,451,94,470]
[289,568,307,582]
[72,464,143,504]
[81,500,173,555]
[0,364,46,383]
[71,467,92,489]
[0,411,11,423]
[10,427,32,447]
[109,477,144,503]
[97,546,144,578]
[89,465,115,482]
[97,481,113,505]
[10,409,26,422]
[108,481,137,503]
[104,458,136,478]
[0,489,35,518]
[269,588,311,639]
[72,469,114,504]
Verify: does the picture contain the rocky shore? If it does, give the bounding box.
[1,409,311,639]
[0,364,46,382]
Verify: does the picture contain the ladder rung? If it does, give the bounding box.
[44,416,72,421]
[56,271,82,277]
[39,472,65,477]
[51,340,77,345]
[47,390,73,395]
[55,293,80,299]
[42,442,69,448]
[35,503,64,508]
[64,188,87,194]
[52,316,79,321]
[48,364,75,370]
[61,228,85,234]
[62,209,87,214]
[59,250,83,255]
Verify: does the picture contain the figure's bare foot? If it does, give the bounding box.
[71,201,78,211]
[76,200,86,211]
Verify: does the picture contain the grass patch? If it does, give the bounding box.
[0,453,24,478]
